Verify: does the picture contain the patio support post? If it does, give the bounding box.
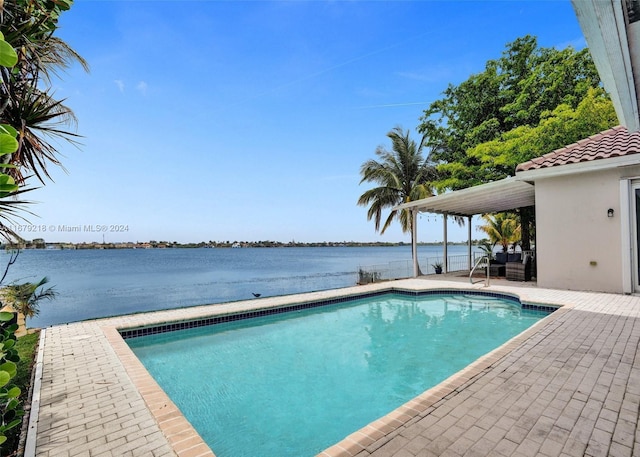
[411,209,419,278]
[443,213,448,273]
[467,215,472,270]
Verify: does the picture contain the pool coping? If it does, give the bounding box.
[96,282,567,457]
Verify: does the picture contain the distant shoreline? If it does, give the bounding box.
[3,240,483,250]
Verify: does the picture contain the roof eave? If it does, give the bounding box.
[515,153,640,180]
[571,0,640,131]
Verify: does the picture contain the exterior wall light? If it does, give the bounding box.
[608,208,614,218]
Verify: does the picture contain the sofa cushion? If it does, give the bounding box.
[507,253,521,263]
[495,252,507,264]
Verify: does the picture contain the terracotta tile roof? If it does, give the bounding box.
[516,125,640,172]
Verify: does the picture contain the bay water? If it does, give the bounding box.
[2,245,476,328]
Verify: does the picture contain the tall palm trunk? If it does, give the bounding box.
[409,211,423,275]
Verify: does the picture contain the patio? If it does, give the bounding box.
[25,278,640,457]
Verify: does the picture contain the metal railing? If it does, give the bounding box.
[469,255,490,286]
[357,252,484,284]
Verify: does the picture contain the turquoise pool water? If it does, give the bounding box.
[127,292,550,457]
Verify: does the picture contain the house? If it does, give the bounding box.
[520,0,640,293]
[398,126,640,294]
[396,1,640,294]
[517,126,640,293]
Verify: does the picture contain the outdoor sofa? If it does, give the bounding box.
[488,252,521,277]
[505,252,533,281]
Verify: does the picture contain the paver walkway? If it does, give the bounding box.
[27,279,640,457]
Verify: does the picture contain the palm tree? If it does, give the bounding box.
[2,87,80,183]
[476,238,494,260]
[1,0,89,184]
[2,276,56,320]
[358,127,437,266]
[477,213,521,252]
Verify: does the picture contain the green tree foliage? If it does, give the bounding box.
[0,32,17,68]
[0,30,26,453]
[0,311,22,447]
[418,35,610,191]
[469,88,616,180]
[0,31,30,240]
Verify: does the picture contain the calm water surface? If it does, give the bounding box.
[3,245,475,327]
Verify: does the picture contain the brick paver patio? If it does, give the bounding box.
[25,279,640,457]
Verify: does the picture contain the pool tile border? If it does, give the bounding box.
[106,286,562,457]
[117,288,558,340]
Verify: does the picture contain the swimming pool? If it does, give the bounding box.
[126,291,553,457]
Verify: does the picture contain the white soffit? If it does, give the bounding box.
[571,0,640,131]
[395,178,535,217]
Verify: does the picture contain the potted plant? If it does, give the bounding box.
[432,262,443,274]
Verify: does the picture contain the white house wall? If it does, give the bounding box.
[534,166,640,293]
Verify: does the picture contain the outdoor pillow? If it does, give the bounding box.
[507,253,521,263]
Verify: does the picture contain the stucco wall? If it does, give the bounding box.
[534,167,639,293]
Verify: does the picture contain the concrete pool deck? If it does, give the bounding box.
[27,278,640,457]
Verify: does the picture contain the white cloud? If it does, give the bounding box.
[114,80,125,93]
[136,81,148,95]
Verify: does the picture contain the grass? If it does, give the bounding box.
[15,331,39,397]
[3,330,39,456]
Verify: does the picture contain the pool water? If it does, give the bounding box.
[127,293,550,457]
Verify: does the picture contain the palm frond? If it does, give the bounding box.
[2,275,57,318]
[2,86,78,182]
[358,127,439,239]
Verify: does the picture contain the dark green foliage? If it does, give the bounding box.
[3,331,38,454]
[418,35,613,191]
[0,312,23,447]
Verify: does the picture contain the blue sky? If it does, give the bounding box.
[25,0,586,244]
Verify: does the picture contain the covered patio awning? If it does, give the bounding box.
[395,177,535,277]
[396,177,535,217]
